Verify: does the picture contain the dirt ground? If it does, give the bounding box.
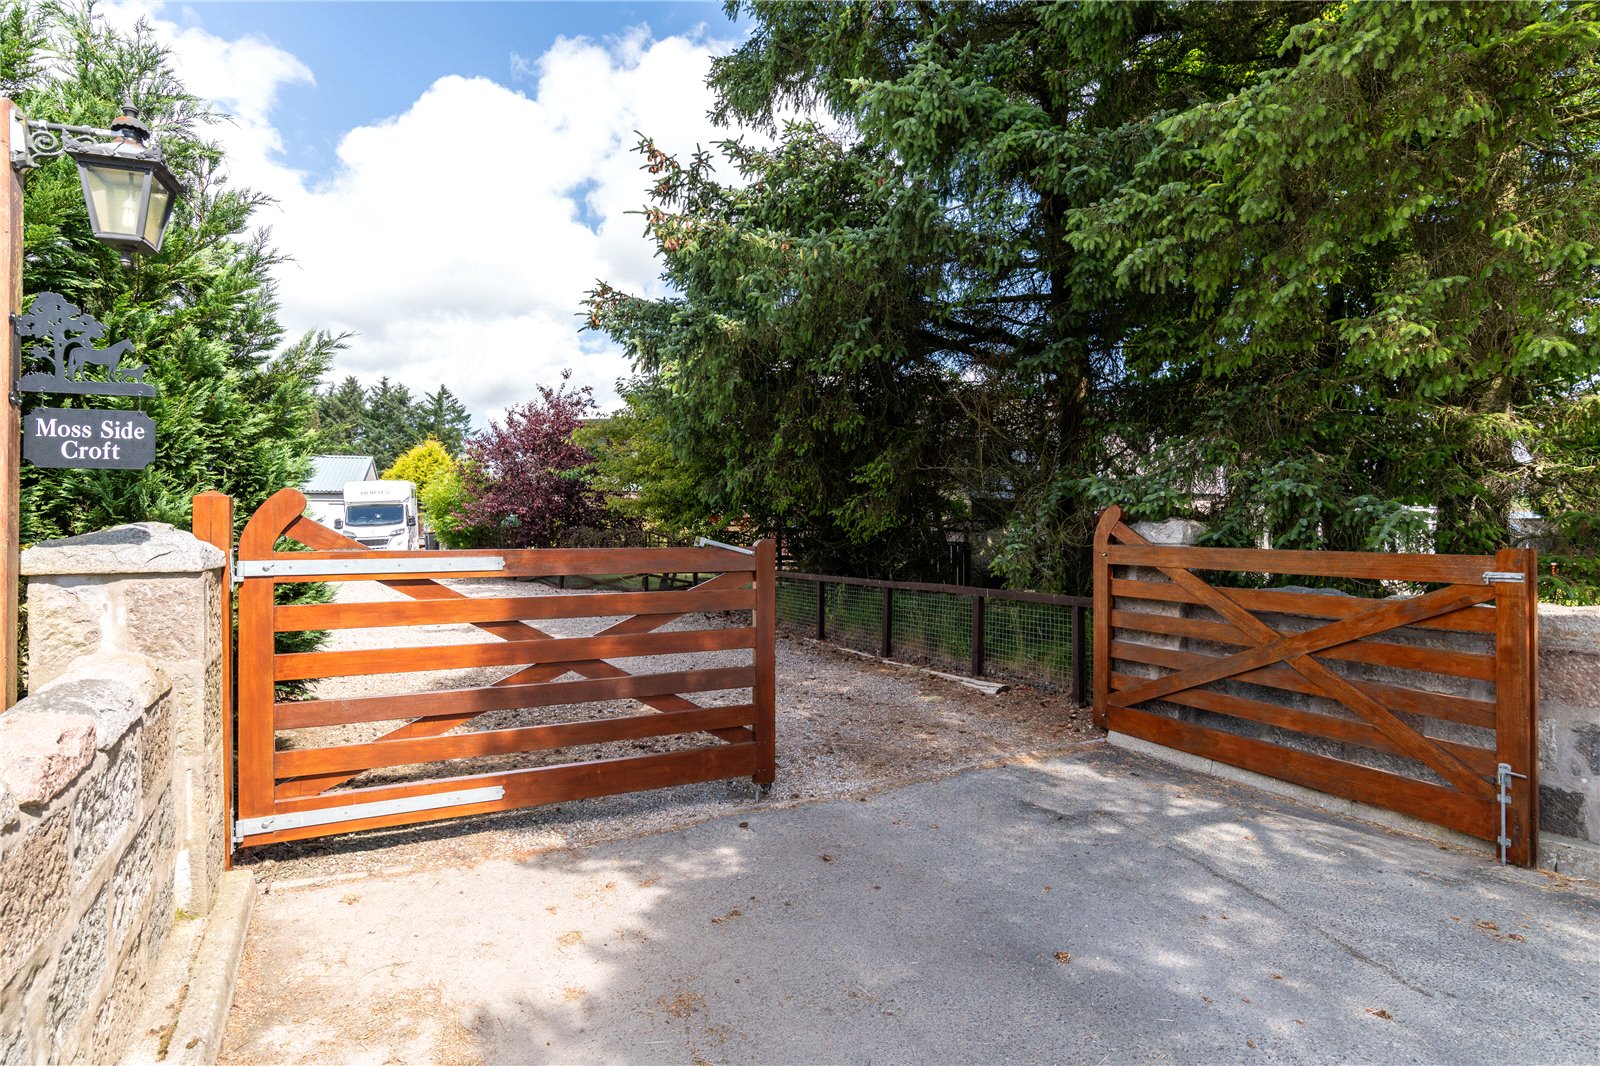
[235,576,1095,885]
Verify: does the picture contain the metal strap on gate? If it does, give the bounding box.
[233,785,507,843]
[234,555,505,580]
[695,536,754,555]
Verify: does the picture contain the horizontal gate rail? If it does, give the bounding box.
[1092,504,1539,866]
[1108,672,1499,775]
[221,487,775,851]
[273,704,757,778]
[273,666,758,730]
[274,626,755,680]
[1110,578,1498,633]
[249,545,750,582]
[243,745,757,848]
[237,555,506,579]
[235,786,507,841]
[1108,641,1496,727]
[1101,543,1499,584]
[274,586,756,631]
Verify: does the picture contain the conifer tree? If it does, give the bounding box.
[8,3,341,543]
[416,385,473,455]
[315,375,369,455]
[361,377,421,471]
[591,0,1600,596]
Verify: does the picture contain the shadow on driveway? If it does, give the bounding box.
[222,744,1599,1064]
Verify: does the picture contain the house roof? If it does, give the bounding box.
[304,454,377,494]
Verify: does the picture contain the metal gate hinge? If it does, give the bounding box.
[1482,571,1526,583]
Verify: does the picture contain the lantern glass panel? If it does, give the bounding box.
[83,165,146,240]
[142,182,171,249]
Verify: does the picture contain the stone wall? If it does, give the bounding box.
[0,659,176,1063]
[1112,520,1600,876]
[22,523,226,913]
[1535,607,1600,872]
[0,522,229,1062]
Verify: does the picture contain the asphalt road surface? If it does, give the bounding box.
[222,744,1599,1065]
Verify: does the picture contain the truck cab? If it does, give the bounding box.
[336,479,420,550]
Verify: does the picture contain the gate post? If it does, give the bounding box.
[1092,506,1121,726]
[1493,547,1539,867]
[753,538,776,786]
[192,492,235,867]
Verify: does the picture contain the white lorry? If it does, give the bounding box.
[335,479,421,550]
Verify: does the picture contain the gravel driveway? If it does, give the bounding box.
[237,576,1094,883]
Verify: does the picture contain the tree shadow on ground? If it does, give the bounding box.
[222,746,1600,1065]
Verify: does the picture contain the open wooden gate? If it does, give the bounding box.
[196,489,775,851]
[1092,505,1539,866]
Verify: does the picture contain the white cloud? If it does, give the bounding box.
[115,4,741,425]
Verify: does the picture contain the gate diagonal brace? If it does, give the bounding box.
[1105,520,1496,800]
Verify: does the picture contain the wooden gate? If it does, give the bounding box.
[197,489,775,850]
[1092,506,1539,866]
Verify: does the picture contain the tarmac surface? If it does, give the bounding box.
[221,744,1600,1064]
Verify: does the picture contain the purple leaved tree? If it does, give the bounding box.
[455,373,608,547]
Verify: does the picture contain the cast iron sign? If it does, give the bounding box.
[13,292,155,397]
[12,292,157,471]
[23,408,155,469]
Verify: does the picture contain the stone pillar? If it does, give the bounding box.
[22,523,227,914]
[1536,605,1600,878]
[1118,519,1207,674]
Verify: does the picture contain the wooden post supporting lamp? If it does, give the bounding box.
[0,99,181,705]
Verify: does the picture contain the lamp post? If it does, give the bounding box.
[0,99,180,705]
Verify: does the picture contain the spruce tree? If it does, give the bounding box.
[361,377,421,471]
[315,375,369,455]
[416,385,473,455]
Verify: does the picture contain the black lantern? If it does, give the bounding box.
[65,107,181,256]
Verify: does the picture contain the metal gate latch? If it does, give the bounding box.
[1496,762,1529,865]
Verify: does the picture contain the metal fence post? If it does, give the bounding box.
[816,580,826,641]
[970,593,985,677]
[880,586,893,659]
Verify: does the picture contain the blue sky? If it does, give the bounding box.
[172,3,737,180]
[121,1,755,423]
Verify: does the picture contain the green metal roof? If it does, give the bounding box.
[304,454,376,494]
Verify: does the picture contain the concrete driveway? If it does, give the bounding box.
[222,745,1599,1064]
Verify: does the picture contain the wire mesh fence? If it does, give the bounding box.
[776,573,1090,698]
[891,588,972,675]
[823,582,884,655]
[982,597,1078,689]
[776,579,814,628]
